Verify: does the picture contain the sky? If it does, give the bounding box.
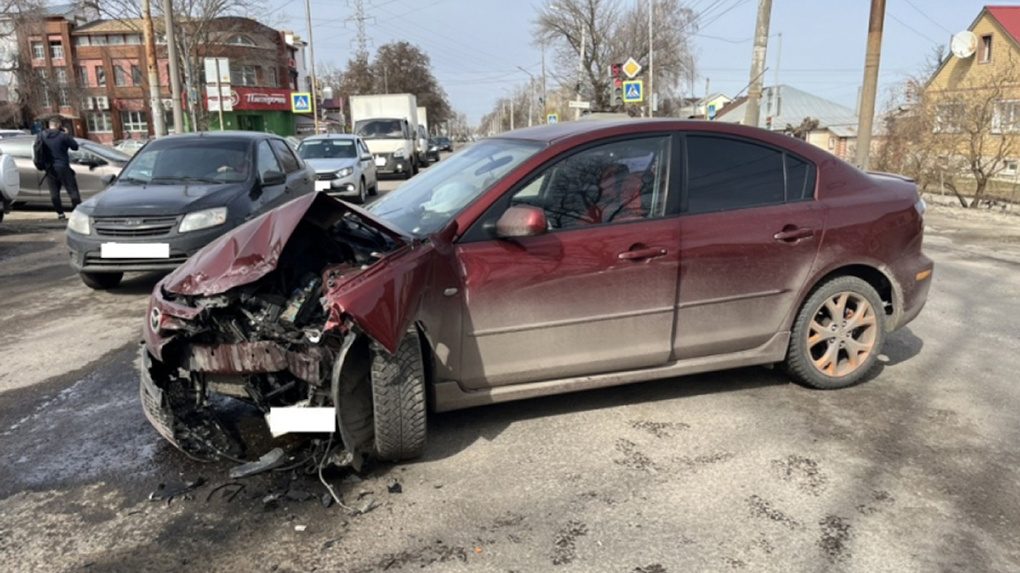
[265,0,1011,124]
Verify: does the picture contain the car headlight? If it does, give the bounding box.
[336,167,354,178]
[179,207,227,233]
[392,148,406,158]
[429,145,437,151]
[67,209,90,235]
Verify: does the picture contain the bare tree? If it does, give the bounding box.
[533,0,697,111]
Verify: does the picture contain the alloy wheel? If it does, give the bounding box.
[806,292,878,378]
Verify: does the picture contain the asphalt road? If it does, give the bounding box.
[2,183,1020,572]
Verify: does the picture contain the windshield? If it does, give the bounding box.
[355,119,405,140]
[368,138,544,237]
[79,141,131,163]
[119,138,252,184]
[297,139,358,160]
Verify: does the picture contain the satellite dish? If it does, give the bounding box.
[951,31,977,59]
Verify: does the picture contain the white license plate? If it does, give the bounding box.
[100,242,170,259]
[314,180,331,192]
[375,156,386,167]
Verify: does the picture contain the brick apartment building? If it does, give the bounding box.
[17,12,306,143]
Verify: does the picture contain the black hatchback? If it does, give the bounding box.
[66,132,315,289]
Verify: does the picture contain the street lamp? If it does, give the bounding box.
[516,66,536,127]
[501,87,515,131]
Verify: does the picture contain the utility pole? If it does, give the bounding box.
[704,77,710,119]
[575,28,585,120]
[648,0,654,117]
[304,0,320,134]
[162,0,184,133]
[541,42,547,120]
[744,0,772,128]
[142,0,166,136]
[517,66,536,126]
[770,31,782,128]
[855,0,886,171]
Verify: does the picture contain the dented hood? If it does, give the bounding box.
[163,192,409,296]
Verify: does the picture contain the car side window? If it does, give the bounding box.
[257,140,283,179]
[358,140,371,158]
[509,136,670,231]
[269,139,301,173]
[686,135,808,214]
[2,139,33,159]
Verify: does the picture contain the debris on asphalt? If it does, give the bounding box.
[354,497,377,516]
[294,525,307,532]
[262,492,283,508]
[148,477,206,505]
[229,448,287,479]
[205,482,245,503]
[387,479,403,494]
[320,492,335,508]
[285,489,313,502]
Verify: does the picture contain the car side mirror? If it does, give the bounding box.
[100,173,116,186]
[496,205,547,239]
[261,170,286,186]
[362,153,373,161]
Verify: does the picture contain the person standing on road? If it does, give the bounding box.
[39,117,81,220]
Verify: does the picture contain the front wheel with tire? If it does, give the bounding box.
[355,178,367,204]
[371,332,427,461]
[80,271,123,290]
[784,276,886,390]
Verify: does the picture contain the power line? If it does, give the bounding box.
[888,10,941,45]
[901,0,953,36]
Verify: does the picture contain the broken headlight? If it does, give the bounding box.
[179,207,227,233]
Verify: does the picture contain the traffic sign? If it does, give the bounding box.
[622,57,642,79]
[622,80,644,103]
[707,103,717,120]
[568,100,591,109]
[547,113,558,124]
[291,92,312,113]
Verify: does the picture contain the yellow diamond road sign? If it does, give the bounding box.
[622,57,642,79]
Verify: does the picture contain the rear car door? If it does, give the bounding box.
[270,138,313,202]
[674,133,825,359]
[455,135,679,388]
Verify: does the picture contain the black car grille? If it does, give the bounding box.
[93,216,179,237]
[317,172,338,181]
[84,253,190,267]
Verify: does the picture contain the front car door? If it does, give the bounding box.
[269,138,313,202]
[254,139,287,212]
[357,138,377,188]
[674,133,825,359]
[455,135,679,389]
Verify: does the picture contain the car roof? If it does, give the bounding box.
[301,134,357,141]
[493,118,772,145]
[161,130,277,141]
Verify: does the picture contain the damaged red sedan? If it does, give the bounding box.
[141,120,933,465]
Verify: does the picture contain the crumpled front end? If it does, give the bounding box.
[140,193,428,464]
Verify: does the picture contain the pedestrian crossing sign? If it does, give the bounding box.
[291,92,312,113]
[547,113,558,124]
[622,80,644,103]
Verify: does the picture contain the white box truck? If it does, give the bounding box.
[416,105,430,165]
[350,94,420,179]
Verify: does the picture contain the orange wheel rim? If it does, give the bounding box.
[806,292,877,378]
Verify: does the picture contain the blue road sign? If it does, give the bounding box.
[622,80,644,103]
[547,113,558,124]
[708,103,717,120]
[291,92,312,113]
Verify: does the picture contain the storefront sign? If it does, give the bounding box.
[204,87,293,112]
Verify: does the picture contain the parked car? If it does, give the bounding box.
[426,138,440,163]
[140,119,933,465]
[0,129,29,139]
[113,138,150,156]
[0,136,129,206]
[66,131,315,290]
[0,150,19,224]
[436,136,452,151]
[295,134,378,203]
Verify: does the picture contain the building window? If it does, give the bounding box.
[55,68,67,85]
[114,66,126,86]
[49,41,64,60]
[74,36,90,47]
[266,66,278,87]
[78,66,89,87]
[96,65,106,87]
[993,100,1020,133]
[87,112,113,133]
[92,35,107,46]
[131,65,141,85]
[31,41,45,60]
[121,111,148,132]
[125,34,142,45]
[58,88,69,107]
[1005,160,1019,175]
[230,65,257,86]
[981,34,992,63]
[108,34,124,45]
[934,102,965,133]
[227,34,257,46]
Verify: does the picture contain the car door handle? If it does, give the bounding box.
[773,227,815,242]
[618,247,667,261]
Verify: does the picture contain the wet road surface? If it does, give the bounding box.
[2,192,1020,572]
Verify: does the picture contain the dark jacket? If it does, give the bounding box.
[42,129,79,166]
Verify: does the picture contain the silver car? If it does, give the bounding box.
[0,136,129,206]
[295,134,378,203]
